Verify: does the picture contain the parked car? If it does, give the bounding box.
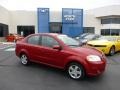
[87,36,120,56]
[15,33,106,80]
[75,33,92,39]
[75,33,101,45]
[6,33,24,42]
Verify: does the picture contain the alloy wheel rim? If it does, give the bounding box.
[68,65,82,79]
[21,55,28,64]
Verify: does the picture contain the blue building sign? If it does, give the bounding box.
[37,8,49,33]
[62,8,83,37]
[63,15,77,24]
[37,8,83,37]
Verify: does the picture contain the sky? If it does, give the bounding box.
[0,0,120,11]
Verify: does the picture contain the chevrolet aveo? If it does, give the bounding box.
[15,33,106,80]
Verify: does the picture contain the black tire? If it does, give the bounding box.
[20,54,29,65]
[67,62,85,80]
[109,46,115,56]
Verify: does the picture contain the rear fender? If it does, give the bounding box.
[18,49,30,59]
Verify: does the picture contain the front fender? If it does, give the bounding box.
[64,55,88,69]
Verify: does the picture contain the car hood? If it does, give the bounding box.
[71,46,102,56]
[87,40,113,45]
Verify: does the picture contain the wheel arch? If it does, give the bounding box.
[64,59,87,75]
[19,49,29,59]
[110,44,115,51]
[109,45,116,55]
[65,60,86,79]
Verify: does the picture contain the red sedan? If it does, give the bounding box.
[6,33,24,42]
[15,33,106,80]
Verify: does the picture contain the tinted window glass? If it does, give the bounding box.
[41,36,59,48]
[57,35,80,48]
[79,33,89,39]
[28,35,40,45]
[84,34,95,39]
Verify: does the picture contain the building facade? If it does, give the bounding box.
[0,5,120,38]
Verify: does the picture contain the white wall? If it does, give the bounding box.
[86,5,120,17]
[50,11,62,22]
[84,5,120,34]
[9,10,37,33]
[0,6,10,25]
[83,13,101,34]
[101,24,120,29]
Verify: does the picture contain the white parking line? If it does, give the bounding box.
[4,48,15,51]
[0,45,15,49]
[0,42,15,45]
[0,42,15,50]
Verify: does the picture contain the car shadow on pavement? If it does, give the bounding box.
[22,61,106,82]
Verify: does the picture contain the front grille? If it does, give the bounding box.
[88,44,106,47]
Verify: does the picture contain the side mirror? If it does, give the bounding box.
[53,45,62,50]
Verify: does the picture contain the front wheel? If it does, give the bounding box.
[67,63,85,80]
[109,46,115,56]
[20,54,29,65]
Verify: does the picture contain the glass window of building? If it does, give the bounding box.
[0,23,9,37]
[101,18,120,24]
[50,22,62,33]
[110,29,120,35]
[101,29,120,35]
[101,29,110,35]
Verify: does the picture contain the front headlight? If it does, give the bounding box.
[86,55,101,62]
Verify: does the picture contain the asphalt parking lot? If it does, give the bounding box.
[0,44,120,90]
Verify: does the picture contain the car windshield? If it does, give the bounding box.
[79,33,90,39]
[84,34,95,39]
[57,35,80,48]
[98,36,117,41]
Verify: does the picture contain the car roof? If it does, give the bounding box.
[30,33,67,37]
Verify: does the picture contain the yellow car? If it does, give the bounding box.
[87,36,120,55]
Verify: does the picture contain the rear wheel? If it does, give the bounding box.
[20,54,29,65]
[67,63,85,80]
[109,46,115,56]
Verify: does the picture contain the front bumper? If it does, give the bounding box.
[85,60,106,76]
